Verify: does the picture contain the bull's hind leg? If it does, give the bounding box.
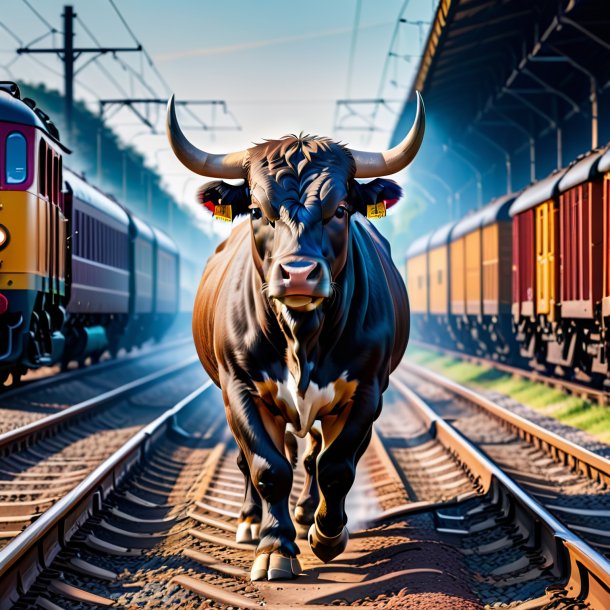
[294,427,322,527]
[223,377,301,581]
[310,390,379,563]
[235,449,261,543]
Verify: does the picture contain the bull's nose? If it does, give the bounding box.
[279,261,320,283]
[268,257,331,305]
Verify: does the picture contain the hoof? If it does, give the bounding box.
[236,520,260,544]
[250,552,302,581]
[308,524,348,563]
[294,505,314,526]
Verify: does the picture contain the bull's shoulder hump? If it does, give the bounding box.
[204,221,251,276]
[351,213,393,262]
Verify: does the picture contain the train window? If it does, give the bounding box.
[6,132,27,184]
[93,219,97,261]
[52,155,58,205]
[95,219,100,262]
[437,270,443,284]
[58,157,63,210]
[78,211,83,256]
[46,148,52,199]
[38,140,47,197]
[87,217,92,260]
[74,211,80,256]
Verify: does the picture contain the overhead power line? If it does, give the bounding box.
[17,5,142,134]
[333,0,433,144]
[345,0,362,99]
[21,0,58,32]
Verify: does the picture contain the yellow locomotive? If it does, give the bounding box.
[0,82,68,381]
[0,82,180,384]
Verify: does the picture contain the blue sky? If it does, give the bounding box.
[1,0,434,234]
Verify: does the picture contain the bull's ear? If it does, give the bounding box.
[349,178,402,219]
[197,180,250,222]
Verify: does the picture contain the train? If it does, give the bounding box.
[405,143,610,386]
[0,81,183,384]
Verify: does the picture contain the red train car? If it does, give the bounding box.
[509,169,566,362]
[510,147,610,379]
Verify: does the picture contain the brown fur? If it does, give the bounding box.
[192,220,251,386]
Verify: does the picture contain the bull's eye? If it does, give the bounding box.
[251,208,263,220]
[334,205,347,219]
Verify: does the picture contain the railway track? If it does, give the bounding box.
[0,351,204,552]
[410,340,609,406]
[391,361,610,606]
[1,361,609,608]
[0,338,195,435]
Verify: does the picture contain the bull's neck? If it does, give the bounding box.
[253,242,356,395]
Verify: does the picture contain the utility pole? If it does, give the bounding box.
[64,5,74,131]
[17,5,142,135]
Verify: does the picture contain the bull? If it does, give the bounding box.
[167,94,424,581]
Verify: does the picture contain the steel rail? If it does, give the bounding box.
[389,372,610,606]
[401,361,610,486]
[0,336,193,400]
[409,340,608,405]
[0,379,214,608]
[0,354,199,455]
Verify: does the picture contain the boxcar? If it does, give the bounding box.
[405,234,431,339]
[555,148,608,374]
[450,213,475,351]
[558,150,606,318]
[509,170,566,362]
[449,195,514,356]
[427,221,455,346]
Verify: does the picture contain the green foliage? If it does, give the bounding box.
[407,346,610,443]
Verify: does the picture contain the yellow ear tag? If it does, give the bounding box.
[213,203,232,222]
[366,201,387,219]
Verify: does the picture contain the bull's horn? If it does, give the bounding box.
[166,95,246,178]
[350,91,425,178]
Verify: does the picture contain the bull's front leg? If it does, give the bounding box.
[310,385,380,562]
[235,449,262,543]
[294,427,322,528]
[222,374,300,581]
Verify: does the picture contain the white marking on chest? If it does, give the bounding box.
[271,371,350,438]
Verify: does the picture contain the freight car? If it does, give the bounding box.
[0,81,180,384]
[511,147,610,380]
[407,195,515,360]
[406,144,610,384]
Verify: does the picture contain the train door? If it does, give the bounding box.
[450,237,465,316]
[482,224,499,316]
[535,200,556,321]
[465,229,482,317]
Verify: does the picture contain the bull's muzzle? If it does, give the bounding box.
[268,257,331,311]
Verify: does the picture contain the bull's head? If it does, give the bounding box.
[167,94,424,315]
